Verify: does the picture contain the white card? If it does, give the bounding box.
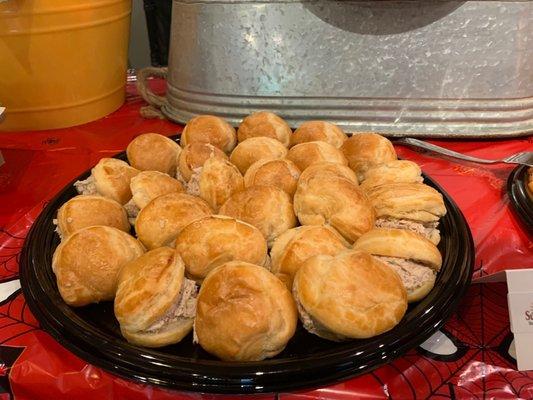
[473,269,533,371]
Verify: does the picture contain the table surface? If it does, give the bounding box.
[0,80,532,400]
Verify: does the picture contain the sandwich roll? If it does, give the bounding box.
[126,133,181,175]
[359,160,423,191]
[52,226,145,307]
[292,250,407,341]
[237,111,292,147]
[341,133,397,181]
[354,228,442,302]
[244,158,301,197]
[290,121,347,148]
[74,158,140,205]
[135,192,212,249]
[366,182,446,245]
[176,142,228,183]
[229,137,288,174]
[195,261,297,361]
[219,185,297,247]
[287,141,348,172]
[298,162,358,185]
[270,226,349,290]
[114,247,197,347]
[294,171,375,243]
[124,171,184,222]
[187,157,244,212]
[181,115,237,153]
[175,215,268,282]
[55,195,129,239]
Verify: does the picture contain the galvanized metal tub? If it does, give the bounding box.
[162,0,533,137]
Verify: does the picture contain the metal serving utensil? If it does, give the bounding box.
[396,138,533,167]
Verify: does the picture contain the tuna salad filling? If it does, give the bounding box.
[74,175,97,195]
[175,168,188,186]
[375,217,439,242]
[374,256,435,291]
[186,167,203,197]
[144,278,198,333]
[123,198,139,224]
[52,218,64,240]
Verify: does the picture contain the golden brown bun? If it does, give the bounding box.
[181,115,237,153]
[341,133,397,181]
[92,158,140,204]
[56,195,129,238]
[360,160,423,191]
[298,162,358,185]
[219,185,297,247]
[195,262,297,361]
[237,111,292,147]
[175,215,268,282]
[270,226,349,290]
[244,159,301,197]
[353,228,442,271]
[291,121,347,148]
[294,172,375,243]
[196,157,244,212]
[366,182,446,222]
[135,193,212,249]
[293,250,407,340]
[114,247,194,347]
[126,133,181,175]
[130,171,184,209]
[52,226,145,307]
[287,141,348,172]
[229,137,288,174]
[176,143,228,182]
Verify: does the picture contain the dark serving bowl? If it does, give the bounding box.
[20,141,474,394]
[507,165,533,233]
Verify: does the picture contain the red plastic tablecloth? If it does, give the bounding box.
[0,81,532,400]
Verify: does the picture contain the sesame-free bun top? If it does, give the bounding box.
[194,157,244,212]
[298,162,358,185]
[114,247,193,347]
[237,111,292,147]
[270,225,349,290]
[294,170,375,243]
[181,115,237,153]
[130,171,184,209]
[229,137,288,174]
[135,192,212,249]
[365,182,446,222]
[244,159,301,197]
[291,121,348,148]
[175,215,268,282]
[293,250,407,340]
[219,185,297,247]
[195,261,297,361]
[287,141,348,172]
[52,226,145,307]
[359,160,423,191]
[353,228,442,271]
[176,143,228,182]
[341,133,397,181]
[126,133,181,175]
[56,195,129,238]
[92,158,140,205]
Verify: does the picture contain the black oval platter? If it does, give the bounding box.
[507,164,533,233]
[20,139,474,394]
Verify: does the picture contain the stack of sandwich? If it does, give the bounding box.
[51,112,446,361]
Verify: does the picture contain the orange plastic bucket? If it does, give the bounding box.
[0,0,131,131]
